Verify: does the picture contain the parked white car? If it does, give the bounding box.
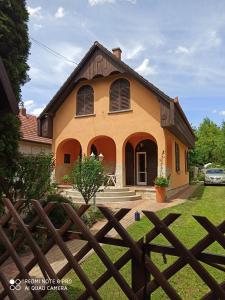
[204,169,225,186]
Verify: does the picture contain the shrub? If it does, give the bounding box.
[197,173,205,182]
[71,156,106,204]
[24,193,104,231]
[2,152,54,204]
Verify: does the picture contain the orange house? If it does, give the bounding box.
[38,42,195,191]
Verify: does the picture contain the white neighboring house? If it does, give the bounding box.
[19,107,52,155]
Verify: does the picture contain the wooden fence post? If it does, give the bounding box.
[131,238,150,299]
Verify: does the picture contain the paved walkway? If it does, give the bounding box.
[0,184,199,299]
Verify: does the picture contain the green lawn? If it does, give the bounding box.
[45,185,225,299]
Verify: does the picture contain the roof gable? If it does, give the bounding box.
[39,41,172,118]
[38,41,195,147]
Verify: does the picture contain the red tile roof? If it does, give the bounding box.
[19,109,52,145]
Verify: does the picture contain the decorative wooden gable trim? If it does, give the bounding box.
[76,48,124,81]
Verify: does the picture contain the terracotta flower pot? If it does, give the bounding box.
[155,186,167,203]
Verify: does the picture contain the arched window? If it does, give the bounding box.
[76,85,94,116]
[109,79,130,112]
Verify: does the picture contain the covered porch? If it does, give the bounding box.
[55,132,165,187]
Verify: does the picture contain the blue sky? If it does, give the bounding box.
[23,0,225,127]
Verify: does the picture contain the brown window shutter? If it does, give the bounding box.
[76,85,94,115]
[110,79,130,111]
[175,142,180,172]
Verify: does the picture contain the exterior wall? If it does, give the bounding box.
[53,74,166,185]
[55,139,81,182]
[165,130,189,189]
[19,140,52,155]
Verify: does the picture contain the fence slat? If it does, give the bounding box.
[63,203,138,300]
[0,271,17,300]
[143,211,225,299]
[2,198,70,300]
[0,200,224,300]
[32,200,102,300]
[99,206,182,300]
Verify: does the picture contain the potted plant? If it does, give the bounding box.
[154,151,170,203]
[61,174,72,185]
[154,176,170,203]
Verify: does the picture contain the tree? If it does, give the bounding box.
[193,118,224,166]
[0,0,30,100]
[71,156,106,204]
[0,114,21,200]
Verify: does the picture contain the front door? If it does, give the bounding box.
[136,152,147,185]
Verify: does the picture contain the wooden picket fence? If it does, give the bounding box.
[0,198,224,299]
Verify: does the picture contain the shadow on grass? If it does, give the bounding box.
[188,185,205,201]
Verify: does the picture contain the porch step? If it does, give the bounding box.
[66,190,136,198]
[62,187,142,203]
[69,195,141,203]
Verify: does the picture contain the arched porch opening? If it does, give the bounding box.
[55,139,82,183]
[87,136,116,174]
[123,133,158,186]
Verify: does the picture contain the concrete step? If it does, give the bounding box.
[104,187,130,192]
[70,194,141,203]
[65,190,136,197]
[61,186,142,204]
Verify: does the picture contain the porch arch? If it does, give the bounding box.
[87,135,116,174]
[123,132,158,186]
[55,138,82,183]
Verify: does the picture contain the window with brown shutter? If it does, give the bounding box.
[175,142,180,172]
[185,150,189,172]
[109,79,130,112]
[76,85,94,116]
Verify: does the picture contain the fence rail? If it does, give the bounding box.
[0,198,224,299]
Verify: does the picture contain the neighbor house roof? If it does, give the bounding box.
[0,57,19,115]
[19,108,52,145]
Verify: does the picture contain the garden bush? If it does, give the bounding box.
[71,156,106,204]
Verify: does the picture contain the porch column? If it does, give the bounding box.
[157,135,167,177]
[115,143,124,187]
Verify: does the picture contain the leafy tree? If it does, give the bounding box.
[71,156,106,204]
[0,114,21,200]
[190,118,225,167]
[0,0,30,100]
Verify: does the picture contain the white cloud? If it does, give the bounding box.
[207,30,222,48]
[52,43,83,72]
[22,100,45,116]
[55,7,65,18]
[173,30,222,58]
[135,58,157,76]
[88,0,115,6]
[31,107,45,116]
[33,24,44,31]
[124,45,145,60]
[27,6,43,18]
[24,100,34,109]
[212,109,217,113]
[219,110,225,116]
[29,67,41,80]
[175,46,193,55]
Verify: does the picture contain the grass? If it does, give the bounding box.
[45,185,225,299]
